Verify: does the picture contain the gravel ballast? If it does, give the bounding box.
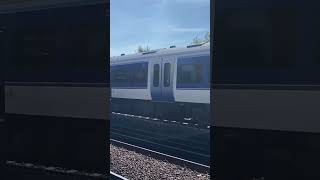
[110,144,210,180]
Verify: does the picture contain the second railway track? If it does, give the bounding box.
[111,114,210,166]
[110,139,210,174]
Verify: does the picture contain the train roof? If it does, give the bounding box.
[111,42,210,63]
[0,0,107,14]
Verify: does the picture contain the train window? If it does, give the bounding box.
[177,55,209,88]
[132,63,148,85]
[164,63,171,87]
[111,62,148,88]
[153,64,160,87]
[177,64,203,84]
[112,66,130,84]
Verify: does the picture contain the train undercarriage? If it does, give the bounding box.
[111,98,210,128]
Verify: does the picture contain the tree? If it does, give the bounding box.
[192,31,210,45]
[204,32,210,43]
[192,37,203,45]
[137,45,151,53]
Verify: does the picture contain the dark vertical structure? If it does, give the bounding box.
[0,0,109,175]
[0,25,6,179]
[213,0,320,179]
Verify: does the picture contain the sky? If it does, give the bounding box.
[110,0,210,57]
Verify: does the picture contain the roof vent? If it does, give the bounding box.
[121,54,125,56]
[187,44,203,48]
[170,45,176,48]
[142,50,157,55]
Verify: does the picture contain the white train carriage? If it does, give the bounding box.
[111,43,210,126]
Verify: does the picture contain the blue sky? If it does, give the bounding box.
[110,0,210,57]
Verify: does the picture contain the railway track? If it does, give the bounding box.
[111,127,208,152]
[111,113,210,165]
[111,128,209,165]
[110,139,210,174]
[110,171,128,180]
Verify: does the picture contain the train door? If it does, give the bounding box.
[151,56,175,101]
[150,58,162,101]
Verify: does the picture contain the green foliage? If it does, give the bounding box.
[204,32,210,43]
[192,37,203,45]
[192,31,210,45]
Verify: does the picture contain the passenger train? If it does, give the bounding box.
[111,43,210,127]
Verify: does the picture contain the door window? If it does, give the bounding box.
[163,63,171,87]
[153,64,160,87]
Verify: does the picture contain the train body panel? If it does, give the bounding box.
[111,88,151,100]
[175,89,209,104]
